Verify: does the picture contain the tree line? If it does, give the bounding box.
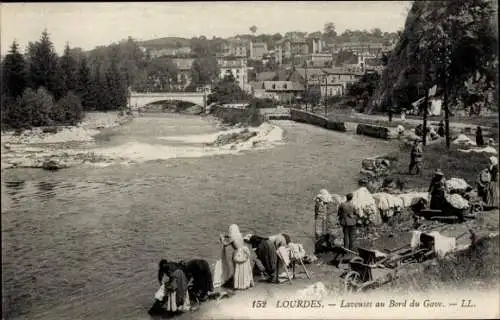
[1,30,129,129]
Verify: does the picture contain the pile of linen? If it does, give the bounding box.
[445,178,471,193]
[445,193,470,210]
[351,187,381,225]
[372,192,404,219]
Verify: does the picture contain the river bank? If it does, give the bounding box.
[1,112,134,170]
[179,127,500,319]
[0,112,284,171]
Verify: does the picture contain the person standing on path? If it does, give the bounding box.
[338,193,356,251]
[428,169,448,210]
[476,126,485,147]
[409,138,423,175]
[438,121,445,138]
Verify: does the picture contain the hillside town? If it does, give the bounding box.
[135,27,397,105]
[1,2,498,320]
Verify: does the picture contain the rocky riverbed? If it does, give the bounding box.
[1,112,133,170]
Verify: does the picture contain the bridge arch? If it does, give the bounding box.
[129,92,207,110]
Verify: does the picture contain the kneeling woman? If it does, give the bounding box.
[149,260,190,315]
[180,258,214,302]
[220,224,254,290]
[247,233,290,283]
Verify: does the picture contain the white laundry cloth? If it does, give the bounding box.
[289,243,306,260]
[373,249,388,259]
[410,230,422,249]
[155,283,166,301]
[277,246,291,266]
[428,231,456,258]
[212,259,223,289]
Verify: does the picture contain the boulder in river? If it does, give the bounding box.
[212,129,258,146]
[42,159,68,171]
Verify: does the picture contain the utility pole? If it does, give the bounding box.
[423,87,429,146]
[305,60,309,112]
[324,73,328,117]
[442,26,451,149]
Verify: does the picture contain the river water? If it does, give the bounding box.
[1,114,396,319]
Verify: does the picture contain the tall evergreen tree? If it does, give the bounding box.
[105,48,127,109]
[60,43,79,96]
[26,29,64,99]
[92,63,110,111]
[75,56,96,110]
[2,41,28,98]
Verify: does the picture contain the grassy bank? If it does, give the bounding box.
[382,140,497,191]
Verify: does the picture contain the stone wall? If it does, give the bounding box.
[356,124,391,140]
[290,109,346,132]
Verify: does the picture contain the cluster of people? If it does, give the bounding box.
[427,156,499,212]
[217,224,292,288]
[149,224,295,316]
[314,189,357,253]
[149,258,214,316]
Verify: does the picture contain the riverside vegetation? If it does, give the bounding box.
[1,30,129,131]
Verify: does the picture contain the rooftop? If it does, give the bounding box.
[263,81,304,91]
[256,71,276,81]
[171,57,195,70]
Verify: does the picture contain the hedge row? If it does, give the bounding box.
[210,105,264,127]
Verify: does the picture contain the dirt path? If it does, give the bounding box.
[350,112,494,129]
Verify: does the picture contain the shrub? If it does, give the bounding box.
[51,91,84,125]
[1,87,85,129]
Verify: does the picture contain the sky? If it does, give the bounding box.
[1,1,412,55]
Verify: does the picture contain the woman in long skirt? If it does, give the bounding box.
[164,265,190,313]
[220,224,254,290]
[314,189,333,242]
[180,259,214,302]
[149,260,190,315]
[486,156,499,208]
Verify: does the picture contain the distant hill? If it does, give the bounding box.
[138,37,192,48]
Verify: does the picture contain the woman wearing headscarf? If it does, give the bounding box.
[179,258,213,302]
[428,169,448,210]
[219,224,254,290]
[149,259,190,315]
[314,189,333,242]
[485,156,499,208]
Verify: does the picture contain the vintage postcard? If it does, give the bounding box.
[1,1,499,319]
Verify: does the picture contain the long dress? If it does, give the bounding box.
[181,259,213,301]
[486,164,499,208]
[221,224,254,290]
[164,268,190,312]
[232,243,254,290]
[220,244,234,288]
[314,199,329,241]
[256,239,278,278]
[429,178,447,210]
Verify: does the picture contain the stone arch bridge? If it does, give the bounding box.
[129,91,207,110]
